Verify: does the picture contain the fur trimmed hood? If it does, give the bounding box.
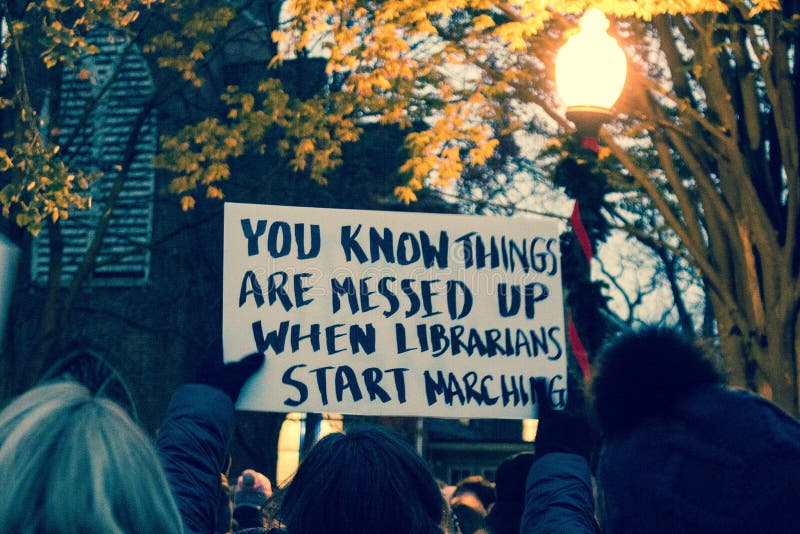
[591,326,722,437]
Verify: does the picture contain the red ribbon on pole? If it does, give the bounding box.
[568,200,593,383]
[568,313,591,384]
[580,135,600,154]
[570,200,593,263]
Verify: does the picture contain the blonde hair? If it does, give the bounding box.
[0,381,183,533]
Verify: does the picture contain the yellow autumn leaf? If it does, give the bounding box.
[544,139,562,150]
[0,149,11,171]
[752,0,781,13]
[206,185,224,199]
[180,195,196,211]
[473,14,495,31]
[372,75,392,91]
[394,185,417,204]
[241,94,255,113]
[296,138,315,155]
[120,10,140,26]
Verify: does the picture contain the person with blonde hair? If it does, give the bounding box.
[0,380,184,534]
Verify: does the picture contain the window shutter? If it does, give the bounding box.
[31,26,156,287]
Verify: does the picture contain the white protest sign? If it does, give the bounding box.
[223,202,566,419]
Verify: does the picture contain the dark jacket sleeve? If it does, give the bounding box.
[157,384,235,534]
[519,452,599,534]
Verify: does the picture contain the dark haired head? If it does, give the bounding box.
[451,502,487,534]
[279,425,445,534]
[485,452,535,534]
[592,326,722,436]
[452,475,495,511]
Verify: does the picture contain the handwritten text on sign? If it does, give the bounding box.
[223,203,566,419]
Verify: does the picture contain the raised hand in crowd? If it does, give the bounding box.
[232,468,272,531]
[519,373,599,534]
[157,344,265,534]
[192,343,266,403]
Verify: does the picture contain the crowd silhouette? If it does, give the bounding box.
[1,326,799,533]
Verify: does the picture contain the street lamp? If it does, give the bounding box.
[553,9,627,383]
[556,8,627,145]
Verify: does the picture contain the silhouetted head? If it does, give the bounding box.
[279,425,445,534]
[485,452,535,534]
[450,502,487,534]
[452,475,495,513]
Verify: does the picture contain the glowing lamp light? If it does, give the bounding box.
[556,9,627,115]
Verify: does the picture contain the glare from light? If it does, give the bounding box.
[522,417,539,442]
[555,8,627,111]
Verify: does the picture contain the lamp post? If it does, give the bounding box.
[554,9,627,382]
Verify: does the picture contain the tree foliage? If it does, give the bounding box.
[2,0,799,413]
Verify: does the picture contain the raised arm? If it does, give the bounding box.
[157,352,264,534]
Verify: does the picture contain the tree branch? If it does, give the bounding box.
[602,131,743,322]
[59,101,155,327]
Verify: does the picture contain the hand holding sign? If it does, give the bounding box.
[533,373,595,462]
[193,343,265,402]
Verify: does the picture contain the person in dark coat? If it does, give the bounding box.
[593,326,800,534]
[484,452,534,534]
[157,351,264,534]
